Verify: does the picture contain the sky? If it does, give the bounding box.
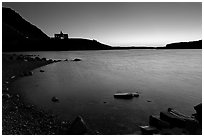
[2,2,202,47]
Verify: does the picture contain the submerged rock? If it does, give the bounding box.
[72,58,81,61]
[52,97,59,102]
[40,70,45,72]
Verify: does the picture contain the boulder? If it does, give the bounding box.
[67,116,88,134]
[139,125,159,135]
[160,111,186,127]
[52,96,59,102]
[149,115,171,129]
[48,59,53,63]
[73,58,81,61]
[35,57,41,61]
[28,71,33,76]
[193,103,202,124]
[194,104,202,114]
[41,58,47,61]
[160,109,198,128]
[40,70,45,72]
[132,92,139,97]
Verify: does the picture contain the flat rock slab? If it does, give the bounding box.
[149,115,171,129]
[114,93,133,99]
[139,125,159,135]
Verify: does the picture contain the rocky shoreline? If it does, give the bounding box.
[2,54,93,135]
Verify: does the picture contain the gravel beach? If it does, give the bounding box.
[2,54,94,135]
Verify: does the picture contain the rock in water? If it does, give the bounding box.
[160,111,185,127]
[149,115,170,129]
[23,71,33,76]
[40,70,45,72]
[194,103,202,114]
[28,71,33,76]
[193,103,202,125]
[132,92,139,97]
[139,125,159,135]
[52,96,59,102]
[68,116,88,134]
[73,58,81,61]
[41,58,47,61]
[114,93,133,99]
[160,109,198,128]
[10,75,15,79]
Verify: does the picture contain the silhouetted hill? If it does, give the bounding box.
[2,7,201,52]
[2,7,112,52]
[157,40,202,49]
[2,7,50,51]
[2,7,49,40]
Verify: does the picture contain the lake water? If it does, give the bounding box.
[12,49,202,134]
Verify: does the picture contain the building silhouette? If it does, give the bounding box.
[54,31,68,39]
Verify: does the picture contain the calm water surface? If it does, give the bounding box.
[12,49,202,134]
